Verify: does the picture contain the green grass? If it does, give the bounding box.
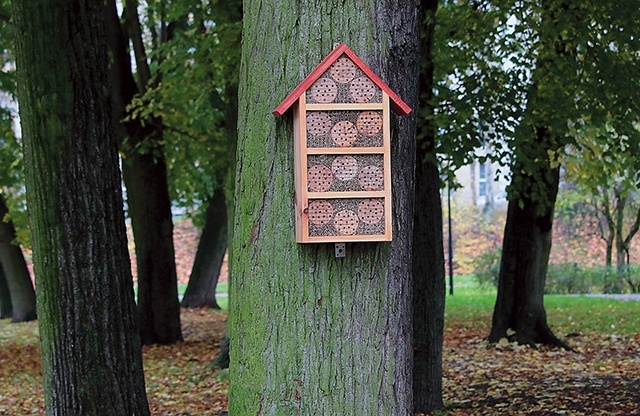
[175,283,228,310]
[445,274,639,336]
[545,296,638,336]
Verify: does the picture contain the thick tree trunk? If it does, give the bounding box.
[12,0,150,413]
[490,0,578,349]
[229,1,418,414]
[0,266,12,319]
[413,0,445,412]
[181,189,227,309]
[0,194,36,322]
[489,166,568,348]
[104,0,182,345]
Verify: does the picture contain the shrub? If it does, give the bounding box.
[472,249,501,289]
[545,263,592,294]
[472,256,639,294]
[545,264,625,294]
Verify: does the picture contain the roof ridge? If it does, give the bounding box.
[272,43,411,117]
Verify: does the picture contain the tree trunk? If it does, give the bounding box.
[181,189,227,309]
[613,194,640,292]
[489,165,568,348]
[489,0,578,350]
[483,160,495,216]
[413,0,445,412]
[12,1,150,414]
[0,194,36,322]
[229,1,418,414]
[104,0,182,345]
[123,153,183,344]
[0,265,12,319]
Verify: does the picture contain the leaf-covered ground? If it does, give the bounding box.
[442,325,640,415]
[2,303,638,415]
[0,308,229,415]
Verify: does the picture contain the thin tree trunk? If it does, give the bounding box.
[12,0,150,413]
[181,189,227,309]
[596,191,615,267]
[413,0,445,412]
[229,1,418,413]
[0,194,36,322]
[615,197,640,292]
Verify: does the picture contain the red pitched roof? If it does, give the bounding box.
[272,43,412,117]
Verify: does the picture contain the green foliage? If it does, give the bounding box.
[472,253,639,294]
[429,0,639,216]
[0,108,29,247]
[472,249,501,289]
[0,0,14,95]
[0,0,29,247]
[545,264,618,294]
[124,0,242,222]
[431,0,525,175]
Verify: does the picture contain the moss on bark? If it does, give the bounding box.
[12,0,150,413]
[230,1,418,414]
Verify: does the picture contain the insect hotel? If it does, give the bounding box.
[273,43,411,244]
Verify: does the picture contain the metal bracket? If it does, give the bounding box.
[334,242,346,258]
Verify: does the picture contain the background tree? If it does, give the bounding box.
[430,0,638,346]
[413,0,446,412]
[489,0,639,345]
[489,0,587,347]
[0,5,35,323]
[229,0,419,413]
[12,0,149,413]
[0,193,35,322]
[157,0,242,309]
[564,123,640,293]
[0,264,10,318]
[105,0,182,344]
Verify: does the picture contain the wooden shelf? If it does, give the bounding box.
[305,234,391,243]
[306,103,384,111]
[306,147,384,155]
[307,191,386,199]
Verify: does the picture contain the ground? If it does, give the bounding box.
[1,304,639,414]
[3,220,638,415]
[442,323,640,415]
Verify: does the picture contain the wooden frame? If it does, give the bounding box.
[274,44,410,243]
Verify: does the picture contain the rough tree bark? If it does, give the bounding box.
[104,0,182,344]
[229,1,418,414]
[0,194,36,322]
[489,0,579,349]
[488,157,568,348]
[12,0,150,413]
[0,265,11,318]
[413,0,445,412]
[181,189,227,309]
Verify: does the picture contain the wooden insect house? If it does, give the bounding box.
[273,43,411,243]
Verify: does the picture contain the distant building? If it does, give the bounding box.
[450,146,509,211]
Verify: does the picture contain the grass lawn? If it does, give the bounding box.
[447,274,639,335]
[177,282,229,310]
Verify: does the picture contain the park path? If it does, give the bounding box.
[585,294,640,301]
